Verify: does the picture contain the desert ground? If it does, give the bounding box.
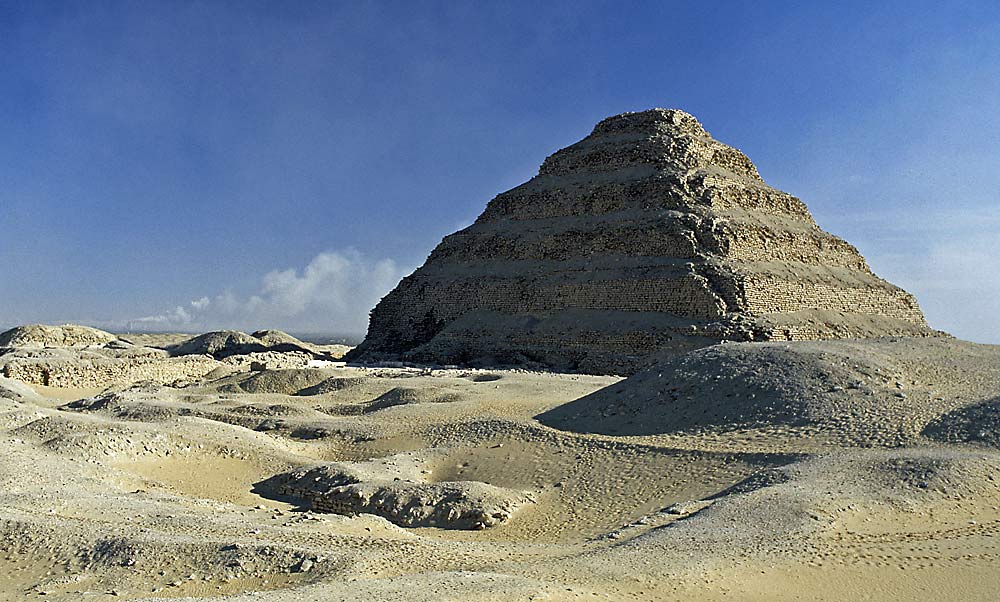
[2,326,1000,601]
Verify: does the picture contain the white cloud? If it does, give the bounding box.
[129,250,409,336]
[90,209,1000,346]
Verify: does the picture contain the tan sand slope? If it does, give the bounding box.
[538,336,1000,446]
[2,333,1000,600]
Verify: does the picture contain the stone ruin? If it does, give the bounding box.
[0,325,222,388]
[266,460,531,530]
[0,325,355,389]
[346,109,933,374]
[0,324,119,348]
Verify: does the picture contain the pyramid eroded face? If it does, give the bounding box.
[347,109,932,374]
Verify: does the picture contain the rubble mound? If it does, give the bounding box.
[923,397,1000,447]
[365,386,463,412]
[296,376,371,396]
[167,331,269,358]
[348,108,933,374]
[538,338,999,446]
[218,369,332,395]
[0,324,120,348]
[1,352,222,388]
[250,330,307,348]
[268,463,531,529]
[0,325,222,388]
[226,352,322,372]
[169,330,326,362]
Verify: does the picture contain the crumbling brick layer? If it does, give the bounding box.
[347,109,932,373]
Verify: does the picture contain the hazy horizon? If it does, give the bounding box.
[2,2,999,343]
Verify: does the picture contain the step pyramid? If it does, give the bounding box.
[347,109,932,374]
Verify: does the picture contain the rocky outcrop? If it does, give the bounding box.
[269,463,531,529]
[348,109,933,374]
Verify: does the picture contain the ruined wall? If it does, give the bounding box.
[707,220,868,269]
[364,271,729,337]
[1,355,222,388]
[429,219,701,263]
[740,274,925,322]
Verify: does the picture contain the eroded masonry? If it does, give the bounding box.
[347,109,932,373]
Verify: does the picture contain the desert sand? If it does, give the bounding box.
[2,326,1000,601]
[3,109,998,601]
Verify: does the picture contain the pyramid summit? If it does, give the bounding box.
[347,108,932,373]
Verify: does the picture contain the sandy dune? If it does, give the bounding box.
[2,329,1000,600]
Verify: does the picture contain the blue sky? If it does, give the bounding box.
[1,1,998,341]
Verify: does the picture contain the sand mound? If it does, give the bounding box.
[219,369,332,395]
[463,373,503,383]
[167,331,268,358]
[923,397,1000,447]
[0,324,119,348]
[604,447,1000,562]
[169,330,329,363]
[781,449,1000,506]
[538,338,1000,446]
[540,341,902,437]
[296,376,371,396]
[250,330,308,348]
[366,387,463,413]
[66,384,329,429]
[867,450,1000,500]
[67,391,179,422]
[267,462,531,529]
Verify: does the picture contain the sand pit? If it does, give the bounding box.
[119,452,296,508]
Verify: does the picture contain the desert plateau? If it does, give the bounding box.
[3,108,1000,601]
